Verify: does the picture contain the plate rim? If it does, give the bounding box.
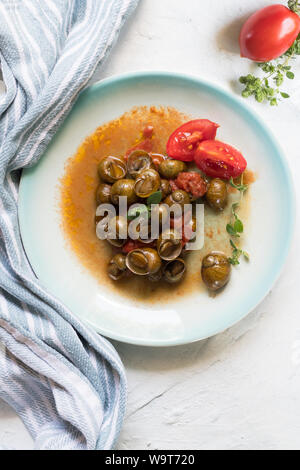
[19,70,296,347]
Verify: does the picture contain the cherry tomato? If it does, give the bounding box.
[194,140,247,180]
[240,5,300,62]
[166,119,219,162]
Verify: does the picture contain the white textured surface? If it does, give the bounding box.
[1,0,300,450]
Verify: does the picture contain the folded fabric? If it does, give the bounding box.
[0,0,139,450]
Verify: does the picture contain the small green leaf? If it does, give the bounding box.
[147,190,162,206]
[228,256,240,266]
[280,92,290,98]
[226,224,238,237]
[234,219,244,233]
[255,90,264,102]
[286,71,295,79]
[243,251,250,261]
[242,89,251,98]
[275,72,284,86]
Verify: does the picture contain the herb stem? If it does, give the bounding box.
[227,175,250,264]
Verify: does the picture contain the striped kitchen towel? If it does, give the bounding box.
[0,0,139,450]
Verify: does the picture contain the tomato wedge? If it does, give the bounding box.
[194,140,247,180]
[167,119,219,162]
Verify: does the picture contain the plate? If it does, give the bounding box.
[18,72,295,346]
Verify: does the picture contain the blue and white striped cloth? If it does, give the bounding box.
[0,0,138,450]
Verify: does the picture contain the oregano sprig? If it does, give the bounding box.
[228,240,250,266]
[227,174,250,264]
[226,203,244,237]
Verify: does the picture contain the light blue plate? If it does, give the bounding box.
[19,72,295,346]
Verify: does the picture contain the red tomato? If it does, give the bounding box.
[240,5,300,62]
[166,119,219,162]
[195,140,247,180]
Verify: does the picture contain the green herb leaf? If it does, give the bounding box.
[147,190,162,206]
[234,219,243,233]
[226,224,238,237]
[228,240,249,265]
[228,255,240,266]
[227,201,244,237]
[286,71,295,79]
[281,92,290,98]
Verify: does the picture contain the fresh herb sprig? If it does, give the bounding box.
[226,202,244,237]
[239,1,300,106]
[227,175,250,264]
[228,240,250,265]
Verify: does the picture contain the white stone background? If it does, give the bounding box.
[1,0,300,450]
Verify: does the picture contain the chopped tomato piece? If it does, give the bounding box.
[175,172,207,198]
[195,140,247,180]
[167,119,219,162]
[143,125,154,139]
